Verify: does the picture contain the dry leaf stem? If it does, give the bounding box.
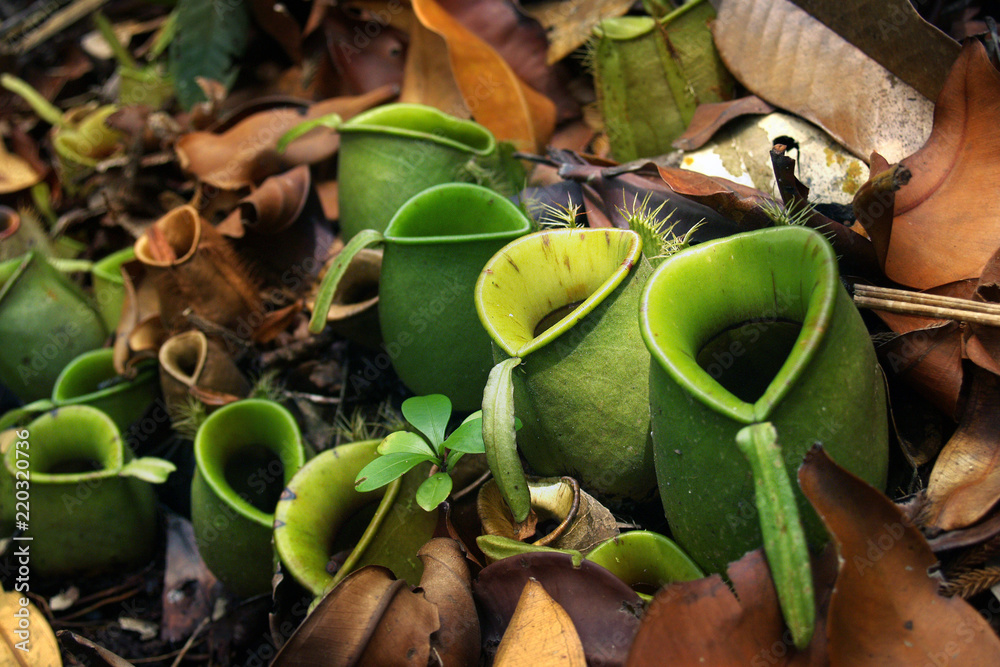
[854,285,1000,327]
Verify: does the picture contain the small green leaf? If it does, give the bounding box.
[118,457,176,484]
[402,394,451,449]
[442,417,485,454]
[355,452,436,492]
[277,113,342,154]
[415,472,452,511]
[377,431,437,457]
[461,410,483,425]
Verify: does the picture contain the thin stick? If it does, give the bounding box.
[169,616,210,667]
[854,284,1000,316]
[16,0,109,53]
[854,296,1000,327]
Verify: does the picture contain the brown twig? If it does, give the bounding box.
[854,285,1000,327]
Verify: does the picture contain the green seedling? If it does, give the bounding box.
[355,394,519,512]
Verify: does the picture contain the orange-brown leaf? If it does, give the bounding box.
[411,0,556,152]
[799,446,1000,665]
[494,580,586,667]
[888,41,1000,289]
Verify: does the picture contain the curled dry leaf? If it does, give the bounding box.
[411,0,556,152]
[416,538,480,666]
[474,551,643,666]
[271,565,439,667]
[712,0,933,162]
[921,369,1000,532]
[655,165,774,231]
[885,40,1000,290]
[400,18,470,116]
[798,445,1000,665]
[671,95,776,151]
[494,580,586,667]
[1,589,61,666]
[160,513,220,642]
[175,85,397,189]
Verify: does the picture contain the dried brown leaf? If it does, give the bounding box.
[799,446,1000,665]
[417,538,480,666]
[785,0,958,100]
[712,0,933,162]
[672,96,776,151]
[923,370,1000,531]
[494,580,586,667]
[886,41,1000,289]
[411,0,556,152]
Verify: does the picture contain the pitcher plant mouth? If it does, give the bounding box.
[338,103,496,156]
[9,406,123,484]
[194,399,305,528]
[476,229,643,358]
[639,225,838,424]
[383,183,532,246]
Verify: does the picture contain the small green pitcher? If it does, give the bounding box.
[0,347,157,433]
[1,405,171,575]
[639,225,888,574]
[476,229,656,519]
[310,183,532,411]
[0,251,107,402]
[336,103,504,241]
[191,399,306,597]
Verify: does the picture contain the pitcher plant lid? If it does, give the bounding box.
[639,225,839,424]
[476,228,643,358]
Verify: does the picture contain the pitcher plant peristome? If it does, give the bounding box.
[639,225,888,577]
[476,229,655,521]
[309,183,532,410]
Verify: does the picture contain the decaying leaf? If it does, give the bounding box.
[271,566,439,666]
[160,513,220,643]
[400,18,471,116]
[625,547,831,665]
[0,140,42,194]
[712,0,934,162]
[494,580,586,666]
[411,0,556,152]
[1,589,61,666]
[799,446,1000,665]
[922,369,1000,532]
[884,41,1000,290]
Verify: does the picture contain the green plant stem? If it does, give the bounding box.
[93,11,139,70]
[328,476,402,591]
[1,74,66,127]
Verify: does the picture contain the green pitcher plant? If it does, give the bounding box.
[0,406,174,575]
[0,347,157,433]
[309,183,532,411]
[190,399,306,596]
[639,225,889,647]
[0,251,107,402]
[476,228,656,521]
